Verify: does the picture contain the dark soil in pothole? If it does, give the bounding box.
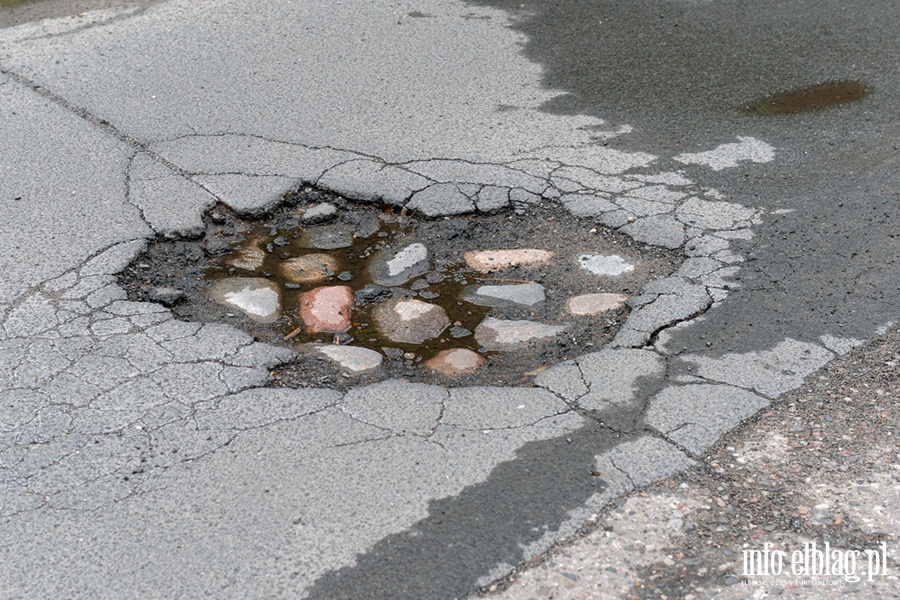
[118,186,683,390]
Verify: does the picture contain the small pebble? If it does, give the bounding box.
[334,332,354,345]
[148,286,184,307]
[204,238,228,256]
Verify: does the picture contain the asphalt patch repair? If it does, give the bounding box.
[118,187,681,389]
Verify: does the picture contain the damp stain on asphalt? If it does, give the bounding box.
[463,0,895,153]
[745,80,873,116]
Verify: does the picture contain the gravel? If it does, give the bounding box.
[481,330,899,600]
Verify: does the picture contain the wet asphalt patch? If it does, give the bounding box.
[303,420,620,600]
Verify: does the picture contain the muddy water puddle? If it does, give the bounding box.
[207,217,496,357]
[120,188,681,389]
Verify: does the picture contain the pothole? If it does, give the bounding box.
[119,187,682,389]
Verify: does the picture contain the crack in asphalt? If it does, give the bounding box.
[0,22,855,600]
[0,6,146,45]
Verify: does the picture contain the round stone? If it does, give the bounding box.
[577,254,635,276]
[279,253,339,283]
[208,277,281,323]
[372,298,450,344]
[424,348,485,375]
[298,285,353,333]
[298,223,355,250]
[369,243,430,286]
[463,249,554,272]
[462,282,545,307]
[567,293,628,316]
[311,344,382,373]
[226,244,267,271]
[474,317,568,351]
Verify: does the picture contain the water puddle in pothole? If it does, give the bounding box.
[119,187,681,389]
[744,80,872,115]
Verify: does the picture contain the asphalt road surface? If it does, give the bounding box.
[0,1,896,598]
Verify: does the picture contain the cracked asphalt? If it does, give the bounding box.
[0,1,896,598]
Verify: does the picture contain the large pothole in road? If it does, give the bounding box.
[119,187,682,389]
